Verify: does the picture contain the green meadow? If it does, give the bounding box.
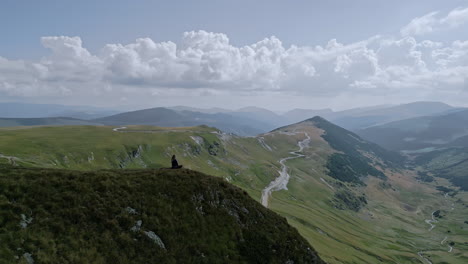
[1,124,467,263]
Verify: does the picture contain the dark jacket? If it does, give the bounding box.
[171,159,179,168]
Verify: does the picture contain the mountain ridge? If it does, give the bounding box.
[0,166,324,263]
[1,119,467,263]
[1,101,463,137]
[0,117,103,127]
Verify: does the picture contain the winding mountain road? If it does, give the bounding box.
[418,211,438,264]
[112,126,205,133]
[0,153,20,165]
[112,126,127,132]
[441,236,447,245]
[261,132,310,207]
[418,193,455,263]
[425,211,438,231]
[440,236,453,252]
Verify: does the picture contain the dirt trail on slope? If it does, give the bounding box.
[112,127,201,133]
[440,236,453,252]
[112,126,127,132]
[261,132,310,207]
[418,193,455,263]
[418,211,437,263]
[0,153,20,165]
[418,251,433,264]
[425,211,438,231]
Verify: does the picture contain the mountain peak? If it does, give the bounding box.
[305,115,329,123]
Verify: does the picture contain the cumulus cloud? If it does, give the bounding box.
[400,12,439,36]
[0,26,468,106]
[401,7,468,36]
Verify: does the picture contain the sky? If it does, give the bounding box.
[1,0,468,111]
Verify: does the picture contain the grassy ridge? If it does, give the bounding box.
[414,147,468,191]
[0,166,324,264]
[2,124,468,263]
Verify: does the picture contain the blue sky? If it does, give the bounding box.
[2,0,465,58]
[1,0,468,110]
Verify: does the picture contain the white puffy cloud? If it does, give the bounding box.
[400,12,439,36]
[401,7,468,36]
[441,7,468,27]
[0,28,467,106]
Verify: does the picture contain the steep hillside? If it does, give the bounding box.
[0,166,323,263]
[356,109,468,192]
[309,116,404,166]
[356,109,468,152]
[275,116,403,184]
[1,122,467,263]
[414,148,468,191]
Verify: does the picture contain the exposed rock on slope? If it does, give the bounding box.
[0,166,325,264]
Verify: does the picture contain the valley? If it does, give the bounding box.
[3,1,468,262]
[1,116,467,263]
[261,132,310,207]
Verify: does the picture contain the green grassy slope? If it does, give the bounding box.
[0,125,280,200]
[356,109,468,151]
[0,166,324,264]
[414,147,468,191]
[1,124,467,263]
[264,120,468,263]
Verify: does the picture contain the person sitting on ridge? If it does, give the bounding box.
[171,155,182,169]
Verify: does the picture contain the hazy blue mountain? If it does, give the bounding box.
[356,109,468,152]
[180,110,277,135]
[330,101,457,130]
[164,102,458,132]
[3,101,460,136]
[168,106,232,114]
[231,106,287,127]
[170,106,287,127]
[0,117,102,127]
[0,102,119,119]
[351,108,468,191]
[94,107,276,136]
[280,102,456,130]
[94,107,183,126]
[282,108,334,124]
[49,110,120,120]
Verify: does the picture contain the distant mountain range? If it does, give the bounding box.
[0,115,406,263]
[322,101,458,130]
[3,114,466,263]
[356,108,468,152]
[1,101,465,137]
[2,101,468,263]
[0,102,119,120]
[93,107,276,136]
[355,108,468,191]
[0,117,102,127]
